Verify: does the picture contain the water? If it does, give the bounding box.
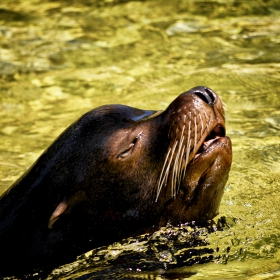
[0,0,280,279]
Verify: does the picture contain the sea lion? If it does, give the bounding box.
[0,86,232,276]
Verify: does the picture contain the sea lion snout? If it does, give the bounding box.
[155,86,231,224]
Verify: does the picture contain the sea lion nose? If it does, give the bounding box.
[189,86,217,106]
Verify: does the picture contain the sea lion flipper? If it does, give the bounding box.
[48,200,68,229]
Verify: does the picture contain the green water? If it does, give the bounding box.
[1,0,280,279]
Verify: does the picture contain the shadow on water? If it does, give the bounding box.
[1,0,280,279]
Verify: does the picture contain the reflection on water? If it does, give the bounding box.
[0,0,280,279]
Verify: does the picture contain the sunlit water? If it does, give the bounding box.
[1,0,280,279]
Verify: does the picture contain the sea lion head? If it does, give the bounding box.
[0,86,232,275]
[90,86,232,227]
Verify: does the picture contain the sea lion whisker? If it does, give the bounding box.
[156,147,171,202]
[182,122,192,181]
[156,140,178,201]
[203,111,210,123]
[171,153,179,198]
[193,116,197,153]
[201,110,211,136]
[169,140,179,199]
[171,145,181,198]
[174,124,185,196]
[171,160,177,198]
[184,139,191,176]
[177,145,186,195]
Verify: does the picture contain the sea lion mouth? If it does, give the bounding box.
[195,125,226,159]
[179,133,232,221]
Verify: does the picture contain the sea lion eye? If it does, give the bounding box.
[117,131,142,159]
[118,142,136,159]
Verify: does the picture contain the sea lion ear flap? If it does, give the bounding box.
[48,200,68,229]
